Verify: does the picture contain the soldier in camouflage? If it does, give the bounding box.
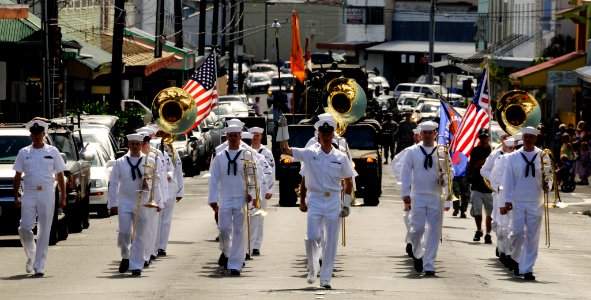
[396,110,417,154]
[380,112,399,164]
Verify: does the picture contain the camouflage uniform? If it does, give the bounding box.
[380,119,399,163]
[396,119,417,154]
[452,176,471,217]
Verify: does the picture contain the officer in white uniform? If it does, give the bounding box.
[391,127,422,257]
[108,133,156,276]
[209,124,258,276]
[13,120,66,276]
[400,121,452,276]
[277,117,355,289]
[502,126,550,281]
[155,130,184,257]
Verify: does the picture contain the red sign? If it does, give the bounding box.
[420,57,429,64]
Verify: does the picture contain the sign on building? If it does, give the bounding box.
[345,7,365,24]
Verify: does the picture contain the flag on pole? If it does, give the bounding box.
[437,98,462,146]
[183,52,218,132]
[304,35,312,71]
[449,66,491,173]
[290,10,306,83]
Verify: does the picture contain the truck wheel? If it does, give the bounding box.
[82,187,90,229]
[68,199,83,233]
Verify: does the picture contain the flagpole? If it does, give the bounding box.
[484,57,492,127]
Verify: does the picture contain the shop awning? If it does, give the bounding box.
[0,1,39,43]
[316,41,379,52]
[63,37,112,79]
[575,65,591,84]
[124,27,195,71]
[365,40,475,55]
[509,51,586,87]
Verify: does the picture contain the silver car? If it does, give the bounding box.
[85,143,115,218]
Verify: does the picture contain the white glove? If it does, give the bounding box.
[343,194,353,208]
[275,115,289,141]
[444,200,452,210]
[340,206,350,218]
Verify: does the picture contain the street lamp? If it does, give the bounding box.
[271,19,282,95]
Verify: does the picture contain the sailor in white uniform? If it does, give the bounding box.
[209,124,259,276]
[502,126,550,281]
[13,120,66,276]
[278,117,355,289]
[400,121,453,276]
[108,133,157,276]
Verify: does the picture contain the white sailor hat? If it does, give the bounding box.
[226,118,245,128]
[412,128,421,135]
[314,119,336,133]
[318,113,335,122]
[126,133,144,142]
[520,126,540,136]
[419,121,438,131]
[517,140,524,146]
[136,126,157,135]
[225,125,243,133]
[241,132,253,140]
[248,127,264,134]
[26,120,48,132]
[511,132,522,141]
[503,138,516,147]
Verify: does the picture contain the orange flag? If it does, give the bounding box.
[290,10,306,83]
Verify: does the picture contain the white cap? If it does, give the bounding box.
[136,126,157,135]
[26,120,48,131]
[241,132,253,139]
[226,118,245,128]
[126,133,144,141]
[412,128,421,135]
[520,126,540,136]
[503,138,516,147]
[248,127,264,134]
[517,140,524,146]
[314,119,337,132]
[318,113,335,122]
[419,121,438,131]
[225,125,242,133]
[511,132,522,141]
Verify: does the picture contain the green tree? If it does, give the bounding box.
[541,34,576,58]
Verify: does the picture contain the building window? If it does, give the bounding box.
[366,7,384,25]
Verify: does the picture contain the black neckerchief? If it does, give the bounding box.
[225,149,243,175]
[419,146,436,170]
[520,152,538,177]
[258,148,263,154]
[126,156,143,180]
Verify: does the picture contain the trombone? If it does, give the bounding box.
[242,150,266,256]
[540,149,566,248]
[132,148,159,241]
[436,145,459,243]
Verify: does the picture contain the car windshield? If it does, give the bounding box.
[287,126,315,148]
[212,105,234,116]
[421,104,439,113]
[397,85,412,92]
[51,133,77,160]
[251,75,269,82]
[0,136,30,163]
[271,77,292,86]
[342,127,378,149]
[251,65,275,72]
[403,98,419,106]
[82,132,114,159]
[219,96,242,102]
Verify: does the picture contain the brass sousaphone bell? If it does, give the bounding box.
[152,87,199,134]
[322,77,367,135]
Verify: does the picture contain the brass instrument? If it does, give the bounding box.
[436,144,459,242]
[152,87,199,134]
[132,148,159,241]
[242,150,266,256]
[322,77,367,136]
[540,149,567,248]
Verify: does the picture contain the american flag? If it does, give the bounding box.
[449,66,491,161]
[183,52,218,130]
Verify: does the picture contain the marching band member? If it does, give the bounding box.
[108,133,155,276]
[247,127,275,256]
[209,124,259,276]
[502,126,549,280]
[13,120,66,276]
[391,127,422,257]
[155,130,184,257]
[278,116,355,289]
[400,121,453,276]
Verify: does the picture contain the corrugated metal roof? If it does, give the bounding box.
[365,40,475,54]
[0,0,41,42]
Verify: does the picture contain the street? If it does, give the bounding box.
[1,162,591,300]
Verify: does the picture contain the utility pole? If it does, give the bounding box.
[427,0,435,84]
[237,0,244,92]
[174,0,184,48]
[221,0,227,54]
[212,0,219,48]
[228,0,236,93]
[155,0,164,58]
[110,0,126,113]
[48,0,61,117]
[198,0,207,56]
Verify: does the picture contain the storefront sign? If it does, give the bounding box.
[345,8,365,24]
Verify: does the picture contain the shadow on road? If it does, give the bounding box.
[0,239,21,247]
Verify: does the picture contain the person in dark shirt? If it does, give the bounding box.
[380,112,399,164]
[468,128,493,244]
[396,110,417,154]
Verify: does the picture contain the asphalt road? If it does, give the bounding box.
[1,159,591,299]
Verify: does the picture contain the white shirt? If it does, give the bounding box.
[252,145,275,191]
[13,144,65,187]
[108,152,155,212]
[391,142,422,183]
[502,147,545,204]
[291,146,355,195]
[208,146,259,205]
[480,149,504,187]
[401,144,451,198]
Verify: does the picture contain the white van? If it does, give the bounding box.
[393,83,462,102]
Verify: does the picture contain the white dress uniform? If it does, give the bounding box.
[249,144,274,253]
[400,143,451,273]
[108,151,156,272]
[502,146,548,275]
[157,143,184,253]
[490,154,512,257]
[481,150,504,230]
[291,146,355,284]
[209,145,259,272]
[143,144,169,262]
[13,143,65,274]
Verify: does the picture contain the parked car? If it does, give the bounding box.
[218,94,252,106]
[415,101,440,122]
[280,61,291,74]
[310,52,346,65]
[249,63,278,78]
[244,72,272,94]
[267,74,294,111]
[201,112,226,150]
[85,142,115,218]
[121,99,153,126]
[368,76,391,95]
[397,92,424,111]
[0,124,68,244]
[415,74,441,85]
[213,102,251,118]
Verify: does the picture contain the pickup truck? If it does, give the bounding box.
[46,122,92,233]
[0,124,69,245]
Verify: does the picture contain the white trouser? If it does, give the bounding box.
[306,194,341,282]
[157,195,176,251]
[249,215,264,251]
[403,210,411,244]
[508,201,542,274]
[491,192,499,232]
[218,198,247,271]
[18,187,54,273]
[408,194,441,272]
[144,208,160,261]
[501,211,514,256]
[118,207,148,270]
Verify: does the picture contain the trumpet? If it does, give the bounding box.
[132,148,159,241]
[436,145,459,243]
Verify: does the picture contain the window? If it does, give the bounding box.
[366,7,384,25]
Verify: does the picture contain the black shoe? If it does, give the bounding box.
[413,257,423,273]
[499,252,506,264]
[131,269,141,276]
[473,230,483,241]
[34,272,44,277]
[150,255,156,261]
[406,243,414,258]
[218,253,228,267]
[505,256,514,270]
[514,262,521,276]
[424,271,435,276]
[144,261,150,268]
[460,212,467,218]
[119,259,129,273]
[452,209,459,216]
[158,249,167,256]
[228,269,241,276]
[319,259,323,268]
[252,249,260,256]
[484,234,492,244]
[524,272,535,280]
[215,235,219,241]
[245,253,251,260]
[495,247,500,257]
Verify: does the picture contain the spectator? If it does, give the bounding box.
[253,98,262,116]
[560,133,575,161]
[576,142,590,185]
